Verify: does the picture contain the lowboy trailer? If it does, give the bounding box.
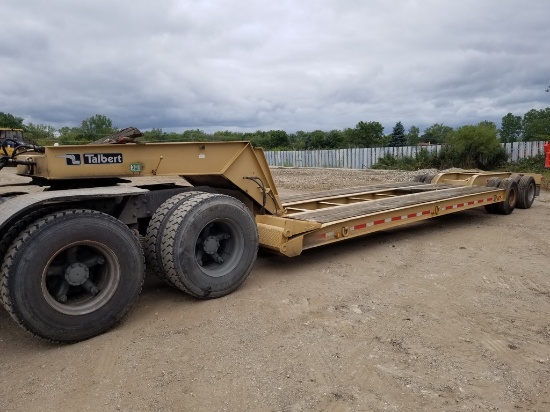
[0,140,542,342]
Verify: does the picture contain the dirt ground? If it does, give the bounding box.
[1,167,549,412]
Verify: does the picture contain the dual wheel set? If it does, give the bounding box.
[0,192,258,342]
[484,175,536,215]
[414,173,537,215]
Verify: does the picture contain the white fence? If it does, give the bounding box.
[264,141,547,169]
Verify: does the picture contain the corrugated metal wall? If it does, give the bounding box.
[265,141,546,169]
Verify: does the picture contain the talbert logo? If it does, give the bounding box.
[83,153,123,164]
[56,154,81,165]
[56,153,124,165]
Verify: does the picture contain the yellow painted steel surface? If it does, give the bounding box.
[258,184,505,257]
[433,169,543,186]
[300,186,503,253]
[16,141,283,216]
[14,143,537,258]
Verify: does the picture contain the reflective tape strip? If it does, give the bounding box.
[320,209,432,238]
[443,197,493,211]
[318,196,494,240]
[320,231,335,239]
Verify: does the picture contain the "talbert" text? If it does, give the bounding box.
[83,153,123,164]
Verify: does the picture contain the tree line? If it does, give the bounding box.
[1,108,549,151]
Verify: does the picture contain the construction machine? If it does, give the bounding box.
[0,128,25,157]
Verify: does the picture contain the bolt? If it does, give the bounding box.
[83,280,99,295]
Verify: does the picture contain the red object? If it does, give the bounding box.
[545,142,550,168]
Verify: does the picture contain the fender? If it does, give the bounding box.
[0,186,149,236]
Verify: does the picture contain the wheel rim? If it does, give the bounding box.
[527,182,535,203]
[194,219,244,278]
[41,241,120,315]
[508,186,517,207]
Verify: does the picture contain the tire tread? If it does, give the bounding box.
[1,209,145,342]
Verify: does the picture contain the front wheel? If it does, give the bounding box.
[1,209,145,342]
[160,193,258,299]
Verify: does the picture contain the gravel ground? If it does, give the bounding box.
[0,166,549,412]
[270,167,438,191]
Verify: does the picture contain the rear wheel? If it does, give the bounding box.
[495,178,518,215]
[484,178,501,214]
[1,209,145,342]
[517,176,536,209]
[422,174,437,184]
[161,193,258,299]
[145,191,200,284]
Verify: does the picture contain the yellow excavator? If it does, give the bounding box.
[0,127,25,157]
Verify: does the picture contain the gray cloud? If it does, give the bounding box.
[1,0,549,134]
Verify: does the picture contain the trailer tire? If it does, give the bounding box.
[413,174,427,182]
[161,193,258,299]
[486,177,501,187]
[484,178,501,214]
[484,205,496,213]
[517,176,536,209]
[422,174,437,184]
[145,191,200,284]
[1,209,145,342]
[495,178,518,215]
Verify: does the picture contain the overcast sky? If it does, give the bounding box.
[2,0,550,134]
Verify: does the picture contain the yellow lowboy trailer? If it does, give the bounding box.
[0,140,542,342]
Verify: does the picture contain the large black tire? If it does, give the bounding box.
[0,209,145,342]
[413,174,427,183]
[0,206,63,307]
[484,178,501,214]
[517,176,536,209]
[160,193,258,299]
[145,191,200,284]
[495,178,518,215]
[422,174,437,184]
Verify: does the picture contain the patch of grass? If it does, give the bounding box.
[499,154,546,173]
[498,154,549,191]
[541,170,550,191]
[372,149,438,171]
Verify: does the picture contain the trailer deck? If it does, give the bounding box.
[256,181,510,257]
[283,184,499,223]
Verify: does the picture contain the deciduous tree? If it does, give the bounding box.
[406,125,420,145]
[499,113,522,142]
[522,108,550,141]
[352,121,384,147]
[421,123,454,144]
[441,122,507,169]
[0,112,24,128]
[80,114,117,141]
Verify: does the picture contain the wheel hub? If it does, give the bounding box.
[203,236,220,254]
[64,262,90,286]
